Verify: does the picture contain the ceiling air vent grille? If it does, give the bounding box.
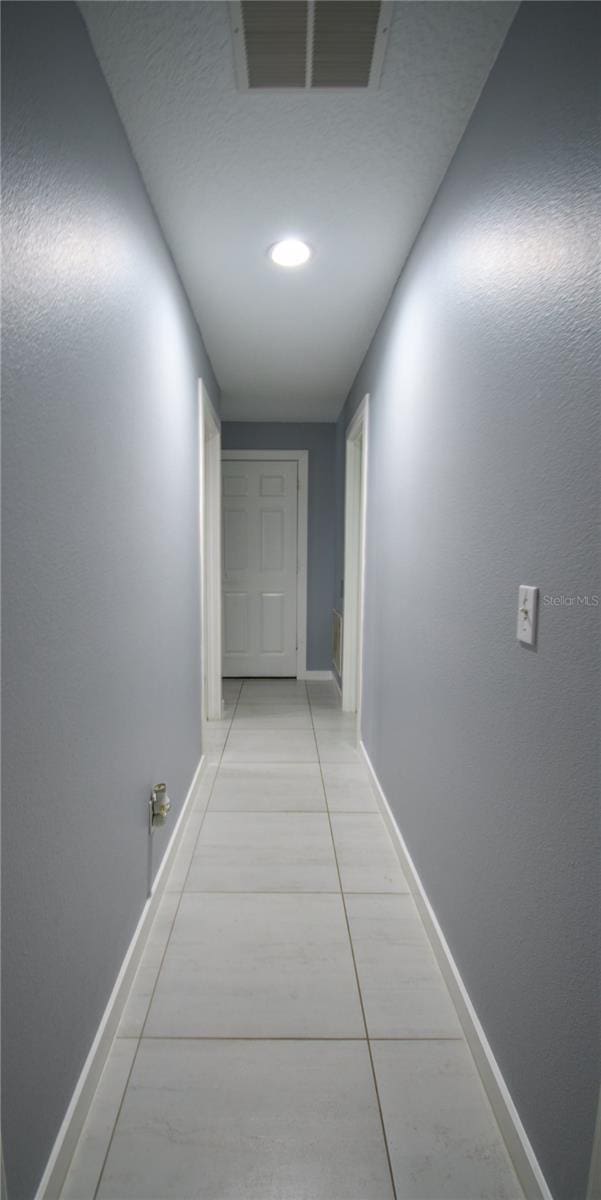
[242,2,308,89]
[231,1,391,91]
[312,2,381,88]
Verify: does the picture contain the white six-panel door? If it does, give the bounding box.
[222,459,298,676]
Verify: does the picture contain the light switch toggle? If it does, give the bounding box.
[149,783,171,833]
[517,585,538,645]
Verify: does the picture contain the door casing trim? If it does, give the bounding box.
[199,381,222,720]
[342,394,369,716]
[221,449,309,679]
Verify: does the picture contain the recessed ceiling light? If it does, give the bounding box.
[269,238,312,268]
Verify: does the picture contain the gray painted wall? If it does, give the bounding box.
[337,5,600,1198]
[222,423,337,672]
[1,5,218,1196]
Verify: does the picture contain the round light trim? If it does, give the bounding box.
[269,238,312,268]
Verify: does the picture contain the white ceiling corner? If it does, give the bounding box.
[81,1,517,422]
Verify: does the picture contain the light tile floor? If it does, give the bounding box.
[61,678,522,1200]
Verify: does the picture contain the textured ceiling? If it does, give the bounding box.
[81,1,516,421]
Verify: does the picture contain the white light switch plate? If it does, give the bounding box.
[517,585,538,645]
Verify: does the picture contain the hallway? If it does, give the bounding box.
[62,679,521,1200]
[3,3,600,1196]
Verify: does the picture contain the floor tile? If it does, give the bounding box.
[233,704,313,729]
[311,709,359,730]
[307,681,340,701]
[330,814,410,893]
[203,726,229,752]
[203,740,229,760]
[65,681,518,1200]
[206,748,224,766]
[239,680,309,705]
[118,948,167,1038]
[97,1039,394,1200]
[186,812,339,892]
[117,958,160,1038]
[222,678,243,698]
[203,724,229,764]
[204,717,232,735]
[62,1039,138,1200]
[209,762,326,811]
[371,1040,522,1199]
[346,894,462,1038]
[145,892,364,1037]
[222,728,318,763]
[322,762,378,812]
[118,893,180,1037]
[146,891,180,949]
[192,763,219,811]
[164,811,205,891]
[316,730,361,763]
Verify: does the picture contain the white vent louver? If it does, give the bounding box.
[230,1,392,91]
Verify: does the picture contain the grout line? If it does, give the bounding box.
[203,809,374,814]
[131,1035,368,1042]
[369,1034,465,1042]
[180,889,341,895]
[202,806,327,812]
[220,759,322,765]
[340,890,411,896]
[90,688,242,1200]
[178,888,409,896]
[126,1033,464,1043]
[306,682,399,1200]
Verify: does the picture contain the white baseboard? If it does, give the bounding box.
[299,669,334,682]
[35,754,206,1200]
[359,740,553,1200]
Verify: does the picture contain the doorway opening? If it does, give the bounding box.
[199,380,222,720]
[342,394,369,716]
[221,450,309,679]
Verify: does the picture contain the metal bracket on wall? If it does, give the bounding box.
[149,783,171,834]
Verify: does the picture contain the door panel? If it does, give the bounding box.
[223,591,250,654]
[261,592,285,654]
[260,473,286,497]
[222,459,298,676]
[223,509,248,572]
[223,474,248,496]
[261,509,285,572]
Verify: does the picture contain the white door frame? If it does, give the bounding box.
[342,394,369,715]
[221,449,309,679]
[198,380,222,720]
